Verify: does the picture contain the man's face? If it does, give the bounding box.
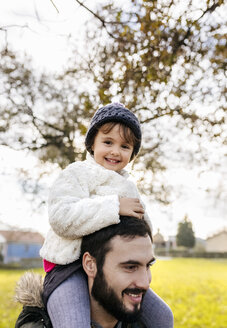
[91,235,155,322]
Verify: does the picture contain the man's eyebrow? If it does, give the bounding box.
[119,257,156,266]
[149,257,156,265]
[119,260,141,266]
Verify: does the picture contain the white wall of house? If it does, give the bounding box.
[0,234,7,262]
[206,231,227,252]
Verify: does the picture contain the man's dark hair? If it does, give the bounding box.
[81,216,152,270]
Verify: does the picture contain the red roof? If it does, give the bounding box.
[0,230,44,243]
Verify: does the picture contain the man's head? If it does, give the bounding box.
[81,217,155,324]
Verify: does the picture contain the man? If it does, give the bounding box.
[80,216,156,328]
[15,217,173,327]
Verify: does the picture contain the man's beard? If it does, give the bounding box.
[91,269,145,323]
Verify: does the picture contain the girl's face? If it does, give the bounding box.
[92,124,134,172]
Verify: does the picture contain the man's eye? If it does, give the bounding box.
[125,265,137,271]
[147,260,156,269]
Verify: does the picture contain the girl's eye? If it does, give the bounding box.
[104,141,112,145]
[122,144,130,149]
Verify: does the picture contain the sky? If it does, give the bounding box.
[0,0,90,71]
[0,0,226,240]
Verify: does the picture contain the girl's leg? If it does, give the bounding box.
[47,268,90,328]
[141,288,174,328]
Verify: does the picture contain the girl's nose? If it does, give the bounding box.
[110,146,120,155]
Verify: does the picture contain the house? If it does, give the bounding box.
[166,236,177,251]
[0,230,44,264]
[153,229,166,249]
[205,229,227,253]
[194,237,206,252]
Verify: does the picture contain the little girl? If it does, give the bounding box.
[40,103,173,327]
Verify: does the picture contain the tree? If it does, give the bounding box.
[74,0,226,125]
[0,0,226,203]
[0,47,95,168]
[176,215,195,248]
[60,0,227,200]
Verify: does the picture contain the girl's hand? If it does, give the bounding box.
[119,197,144,219]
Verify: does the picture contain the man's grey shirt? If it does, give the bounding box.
[91,320,145,327]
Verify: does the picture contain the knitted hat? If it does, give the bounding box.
[85,103,141,159]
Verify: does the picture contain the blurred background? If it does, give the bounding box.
[0,0,226,253]
[0,2,227,327]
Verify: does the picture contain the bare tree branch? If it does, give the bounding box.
[49,0,59,13]
[74,0,137,43]
[0,24,29,31]
[24,106,66,134]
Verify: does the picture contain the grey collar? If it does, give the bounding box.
[91,321,122,328]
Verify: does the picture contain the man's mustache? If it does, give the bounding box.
[122,288,147,296]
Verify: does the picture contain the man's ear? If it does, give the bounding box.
[82,252,97,278]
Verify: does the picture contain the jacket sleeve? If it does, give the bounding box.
[48,164,120,239]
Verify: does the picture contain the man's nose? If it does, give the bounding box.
[136,269,151,291]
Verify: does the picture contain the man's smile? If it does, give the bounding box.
[123,288,146,305]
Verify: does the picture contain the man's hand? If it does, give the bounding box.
[119,197,144,219]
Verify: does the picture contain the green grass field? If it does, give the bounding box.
[0,258,227,328]
[151,258,227,328]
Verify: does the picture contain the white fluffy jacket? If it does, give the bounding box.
[40,156,152,264]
